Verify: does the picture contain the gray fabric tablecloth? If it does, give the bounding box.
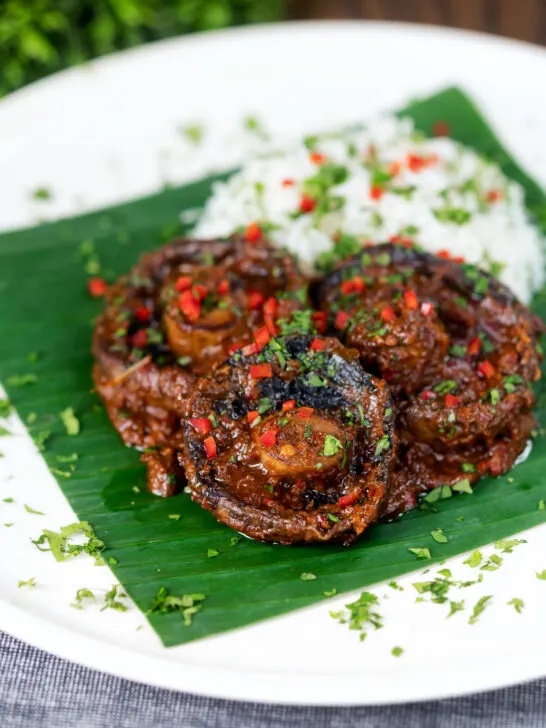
[1,631,545,728]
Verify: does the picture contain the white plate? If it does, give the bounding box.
[1,21,546,706]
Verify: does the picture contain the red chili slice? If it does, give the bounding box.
[403,288,419,310]
[282,178,295,187]
[131,329,147,349]
[338,491,361,508]
[380,306,396,323]
[217,279,229,295]
[88,277,107,298]
[467,337,482,356]
[192,284,208,301]
[254,326,271,350]
[249,363,272,379]
[477,361,496,379]
[309,152,326,165]
[242,342,259,356]
[299,195,316,213]
[174,276,192,292]
[248,291,265,310]
[245,222,262,244]
[179,290,201,322]
[311,311,327,334]
[227,342,243,355]
[203,436,217,459]
[444,394,460,408]
[296,407,314,419]
[334,310,350,330]
[188,417,212,435]
[263,297,278,318]
[420,390,436,401]
[134,306,151,323]
[247,410,260,424]
[369,185,384,201]
[310,337,326,351]
[259,429,277,447]
[282,400,296,411]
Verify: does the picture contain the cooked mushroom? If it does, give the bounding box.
[180,335,396,544]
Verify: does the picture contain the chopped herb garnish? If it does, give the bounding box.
[180,123,204,145]
[389,581,403,591]
[480,554,503,571]
[101,585,128,612]
[391,646,404,657]
[327,514,340,523]
[322,434,343,457]
[539,500,545,511]
[230,536,241,547]
[464,551,482,568]
[0,426,10,437]
[300,572,317,581]
[168,514,181,521]
[448,600,465,617]
[452,479,473,494]
[430,528,448,544]
[60,407,80,436]
[450,345,467,357]
[433,380,457,395]
[18,577,37,588]
[148,586,206,626]
[207,548,220,558]
[494,538,526,553]
[243,115,270,141]
[536,570,546,580]
[32,187,52,201]
[469,595,492,624]
[323,588,337,597]
[32,521,105,565]
[408,547,431,560]
[24,504,45,516]
[2,497,14,503]
[507,598,524,614]
[330,591,383,641]
[374,435,390,458]
[434,207,472,225]
[71,588,95,609]
[462,463,476,473]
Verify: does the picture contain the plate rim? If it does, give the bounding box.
[1,18,546,706]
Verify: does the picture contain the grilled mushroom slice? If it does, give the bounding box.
[317,243,543,515]
[180,335,396,544]
[92,235,307,453]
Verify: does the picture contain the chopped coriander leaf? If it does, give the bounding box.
[452,479,473,494]
[433,380,457,395]
[180,123,204,145]
[101,584,128,612]
[148,587,206,626]
[480,554,503,571]
[489,388,500,406]
[322,434,343,457]
[374,435,390,458]
[431,528,448,544]
[32,521,105,565]
[60,407,80,436]
[434,207,472,225]
[32,187,52,201]
[469,595,492,624]
[408,547,431,560]
[230,536,241,547]
[323,588,337,597]
[18,577,37,588]
[448,600,465,617]
[300,572,317,581]
[539,500,545,511]
[207,548,220,558]
[462,463,476,473]
[449,345,467,357]
[391,647,404,657]
[168,514,181,521]
[0,426,11,436]
[536,570,546,580]
[0,399,12,418]
[2,497,14,503]
[494,538,526,553]
[423,485,453,503]
[71,588,95,609]
[389,581,403,591]
[330,591,383,642]
[507,598,524,614]
[4,523,14,527]
[108,557,118,565]
[24,504,45,516]
[327,514,339,523]
[243,115,270,141]
[56,453,78,463]
[464,551,482,568]
[5,373,37,387]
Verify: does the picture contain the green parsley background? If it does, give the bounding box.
[0,0,285,97]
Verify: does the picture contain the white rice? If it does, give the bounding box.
[193,115,544,303]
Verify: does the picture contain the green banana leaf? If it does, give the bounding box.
[1,87,545,647]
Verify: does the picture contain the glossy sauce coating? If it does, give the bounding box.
[180,335,396,544]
